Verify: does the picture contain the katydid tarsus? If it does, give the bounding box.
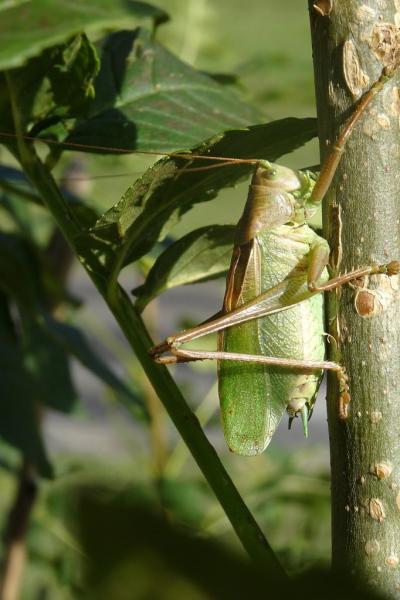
[149,66,400,456]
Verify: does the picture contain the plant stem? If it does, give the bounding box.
[109,287,285,573]
[309,2,400,594]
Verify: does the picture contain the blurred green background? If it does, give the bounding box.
[0,1,334,598]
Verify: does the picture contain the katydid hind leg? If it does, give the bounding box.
[158,346,341,371]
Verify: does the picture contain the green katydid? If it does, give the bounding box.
[149,66,400,456]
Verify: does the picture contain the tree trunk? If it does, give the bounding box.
[309,2,400,596]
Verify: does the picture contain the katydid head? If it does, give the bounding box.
[251,163,318,225]
[255,162,305,192]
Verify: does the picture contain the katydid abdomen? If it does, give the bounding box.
[219,223,328,456]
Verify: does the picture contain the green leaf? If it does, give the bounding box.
[0,0,168,70]
[0,235,78,414]
[0,230,144,417]
[23,319,77,414]
[92,118,317,266]
[134,225,235,310]
[0,231,75,311]
[0,34,100,137]
[0,230,145,416]
[75,488,279,598]
[0,165,44,207]
[54,29,263,153]
[40,315,147,421]
[0,296,52,477]
[0,232,39,308]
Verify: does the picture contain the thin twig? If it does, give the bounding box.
[0,460,37,600]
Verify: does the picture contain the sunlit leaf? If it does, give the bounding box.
[55,29,264,153]
[0,34,100,138]
[134,225,235,310]
[0,0,167,70]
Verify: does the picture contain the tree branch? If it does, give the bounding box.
[309,2,400,594]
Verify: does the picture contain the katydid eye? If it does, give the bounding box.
[266,168,277,178]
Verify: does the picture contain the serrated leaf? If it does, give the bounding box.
[0,296,52,477]
[41,315,147,421]
[0,0,167,70]
[134,225,235,310]
[92,118,317,267]
[53,29,263,153]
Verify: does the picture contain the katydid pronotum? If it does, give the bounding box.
[149,66,400,456]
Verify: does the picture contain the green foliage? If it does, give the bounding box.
[0,455,333,598]
[0,213,146,475]
[0,461,377,599]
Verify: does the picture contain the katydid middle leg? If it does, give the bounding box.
[150,261,400,363]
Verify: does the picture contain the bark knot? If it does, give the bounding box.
[369,22,400,68]
[369,497,386,522]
